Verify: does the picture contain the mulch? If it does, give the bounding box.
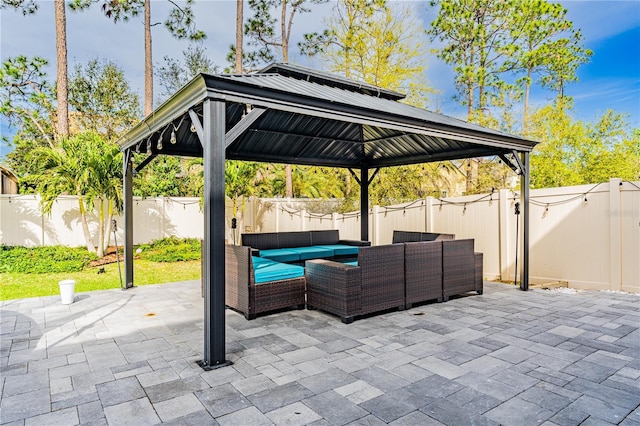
[87,247,123,268]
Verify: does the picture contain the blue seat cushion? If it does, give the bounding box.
[259,249,300,263]
[288,246,335,260]
[316,244,360,256]
[343,260,358,266]
[252,257,304,284]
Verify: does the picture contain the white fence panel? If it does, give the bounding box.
[431,194,502,280]
[528,184,611,290]
[1,180,638,292]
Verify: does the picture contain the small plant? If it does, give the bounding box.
[0,245,98,274]
[136,237,201,262]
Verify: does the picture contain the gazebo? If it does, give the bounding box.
[117,63,538,369]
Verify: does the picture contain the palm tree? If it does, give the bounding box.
[25,132,123,256]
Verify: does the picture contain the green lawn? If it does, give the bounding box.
[0,260,201,301]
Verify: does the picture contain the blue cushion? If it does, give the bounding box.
[259,249,300,263]
[316,244,360,256]
[343,260,358,266]
[252,257,304,284]
[288,246,335,260]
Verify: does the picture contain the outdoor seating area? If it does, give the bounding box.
[228,230,483,323]
[2,280,638,425]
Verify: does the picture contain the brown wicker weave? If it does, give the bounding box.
[392,230,455,243]
[225,245,306,320]
[474,252,484,294]
[404,241,443,308]
[442,239,478,301]
[306,244,405,323]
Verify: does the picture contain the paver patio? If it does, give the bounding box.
[1,281,639,425]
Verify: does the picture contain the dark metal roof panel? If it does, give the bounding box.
[216,73,525,142]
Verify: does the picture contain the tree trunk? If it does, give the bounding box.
[235,0,243,73]
[77,189,96,254]
[281,0,288,63]
[144,0,153,116]
[524,67,531,136]
[285,165,293,198]
[97,198,105,257]
[54,0,69,139]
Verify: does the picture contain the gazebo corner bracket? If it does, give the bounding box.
[189,109,204,146]
[225,107,267,148]
[135,154,157,175]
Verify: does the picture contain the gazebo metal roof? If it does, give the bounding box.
[118,63,537,369]
[117,63,536,167]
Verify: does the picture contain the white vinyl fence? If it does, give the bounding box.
[1,179,638,292]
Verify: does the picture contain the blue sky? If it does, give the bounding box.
[1,0,639,161]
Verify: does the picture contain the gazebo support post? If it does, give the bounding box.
[360,167,369,241]
[520,151,530,291]
[123,149,134,289]
[200,99,231,369]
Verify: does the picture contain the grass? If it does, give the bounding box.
[0,260,201,301]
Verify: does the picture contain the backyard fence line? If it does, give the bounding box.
[1,178,638,293]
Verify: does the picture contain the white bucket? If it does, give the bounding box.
[59,279,76,304]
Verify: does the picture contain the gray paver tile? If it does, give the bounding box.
[216,406,272,426]
[298,368,357,394]
[24,407,78,426]
[266,401,323,426]
[405,373,464,399]
[153,393,206,422]
[359,388,426,423]
[77,400,105,424]
[195,383,253,418]
[485,397,554,426]
[103,397,160,426]
[159,410,218,426]
[303,390,369,426]
[2,371,49,396]
[248,382,315,413]
[96,376,145,407]
[144,375,209,403]
[390,410,446,425]
[567,395,634,423]
[421,398,498,426]
[0,388,50,423]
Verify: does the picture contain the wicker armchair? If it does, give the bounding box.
[305,244,405,323]
[442,239,483,301]
[225,245,306,320]
[404,241,443,308]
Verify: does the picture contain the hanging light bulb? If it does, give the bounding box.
[170,128,177,144]
[157,136,163,150]
[190,124,196,133]
[146,137,152,152]
[135,143,140,154]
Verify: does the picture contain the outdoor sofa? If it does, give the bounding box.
[305,244,406,324]
[225,244,306,319]
[306,239,483,322]
[241,229,370,264]
[392,230,455,243]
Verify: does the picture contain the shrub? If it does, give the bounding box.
[0,245,97,274]
[136,237,201,262]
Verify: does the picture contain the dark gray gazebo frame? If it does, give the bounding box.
[117,63,538,369]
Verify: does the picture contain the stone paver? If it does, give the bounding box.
[1,280,639,425]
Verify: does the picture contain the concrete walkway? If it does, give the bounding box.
[1,281,639,425]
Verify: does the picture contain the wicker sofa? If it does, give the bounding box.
[404,240,444,308]
[392,230,455,243]
[305,244,406,324]
[242,230,370,264]
[225,245,306,319]
[442,239,483,301]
